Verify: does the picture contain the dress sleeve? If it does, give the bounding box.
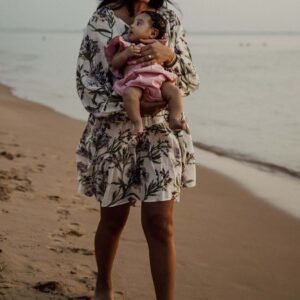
[104,36,131,78]
[76,7,123,117]
[165,11,200,97]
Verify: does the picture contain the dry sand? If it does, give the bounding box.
[1,83,300,299]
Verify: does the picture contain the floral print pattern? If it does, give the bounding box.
[76,5,199,207]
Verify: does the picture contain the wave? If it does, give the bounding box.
[193,141,300,179]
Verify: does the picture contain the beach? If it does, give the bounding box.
[1,83,300,299]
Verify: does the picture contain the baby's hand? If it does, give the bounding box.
[125,45,141,58]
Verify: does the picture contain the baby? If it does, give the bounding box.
[105,11,185,134]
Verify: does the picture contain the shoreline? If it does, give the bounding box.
[4,78,300,180]
[2,81,300,220]
[193,147,300,220]
[194,141,300,179]
[1,83,300,299]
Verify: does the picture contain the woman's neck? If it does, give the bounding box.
[114,2,156,25]
[133,2,151,15]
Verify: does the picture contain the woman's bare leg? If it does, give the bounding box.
[141,200,176,300]
[123,87,144,135]
[94,202,131,300]
[161,82,185,131]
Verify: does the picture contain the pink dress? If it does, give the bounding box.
[104,36,177,102]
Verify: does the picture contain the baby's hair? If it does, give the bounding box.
[140,11,167,39]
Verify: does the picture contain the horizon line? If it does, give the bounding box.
[0,27,300,35]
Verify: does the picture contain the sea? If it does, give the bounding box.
[0,29,299,177]
[1,27,300,217]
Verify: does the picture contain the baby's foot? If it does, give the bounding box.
[132,120,143,135]
[169,118,186,131]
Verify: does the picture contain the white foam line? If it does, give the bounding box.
[194,148,300,220]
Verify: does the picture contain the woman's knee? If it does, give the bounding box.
[142,212,174,243]
[101,218,127,236]
[100,204,130,235]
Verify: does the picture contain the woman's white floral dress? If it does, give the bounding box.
[76,5,199,207]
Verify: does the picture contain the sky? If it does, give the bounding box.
[0,0,300,33]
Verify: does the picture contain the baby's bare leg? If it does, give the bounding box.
[161,82,186,130]
[123,86,143,134]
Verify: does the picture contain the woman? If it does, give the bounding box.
[76,0,199,299]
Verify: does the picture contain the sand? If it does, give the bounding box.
[1,83,300,300]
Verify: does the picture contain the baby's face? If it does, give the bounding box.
[128,13,156,43]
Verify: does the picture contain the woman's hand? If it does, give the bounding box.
[136,39,176,66]
[140,97,167,117]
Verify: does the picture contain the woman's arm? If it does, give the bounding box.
[76,7,124,117]
[165,12,199,96]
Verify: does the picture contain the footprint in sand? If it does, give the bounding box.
[66,246,93,255]
[56,208,71,217]
[33,280,66,297]
[72,292,125,300]
[0,261,5,271]
[15,182,33,192]
[0,169,33,197]
[22,166,35,174]
[76,276,94,291]
[37,163,45,172]
[56,205,73,221]
[48,246,94,256]
[85,207,98,212]
[64,222,83,237]
[47,195,62,202]
[50,222,84,239]
[0,147,23,158]
[0,183,11,201]
[0,234,7,242]
[10,171,33,193]
[0,151,14,160]
[33,272,125,299]
[69,264,92,275]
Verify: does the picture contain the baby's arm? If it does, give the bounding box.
[111,45,141,70]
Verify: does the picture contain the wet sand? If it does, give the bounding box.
[1,83,300,299]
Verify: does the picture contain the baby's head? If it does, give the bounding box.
[128,11,166,43]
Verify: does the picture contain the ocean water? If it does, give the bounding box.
[187,33,300,177]
[0,30,300,179]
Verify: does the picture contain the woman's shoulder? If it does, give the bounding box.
[84,5,118,31]
[90,5,116,23]
[158,7,181,26]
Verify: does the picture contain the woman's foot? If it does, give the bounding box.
[169,118,186,131]
[94,279,114,300]
[93,290,114,300]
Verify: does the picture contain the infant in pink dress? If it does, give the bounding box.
[106,36,177,102]
[105,11,185,134]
